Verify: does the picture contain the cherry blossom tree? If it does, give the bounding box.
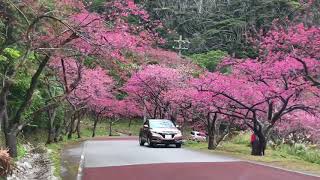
[259,23,320,87]
[167,87,234,149]
[196,61,319,154]
[276,112,320,145]
[124,65,186,120]
[66,67,114,139]
[116,99,142,128]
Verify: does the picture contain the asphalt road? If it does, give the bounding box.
[81,137,320,180]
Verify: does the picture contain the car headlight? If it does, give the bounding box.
[151,131,162,137]
[175,132,182,137]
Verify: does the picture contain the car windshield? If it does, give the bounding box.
[149,120,175,128]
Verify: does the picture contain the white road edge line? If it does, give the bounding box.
[246,160,320,178]
[77,141,86,180]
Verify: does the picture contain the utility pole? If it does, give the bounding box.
[173,35,190,56]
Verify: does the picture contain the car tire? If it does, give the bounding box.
[176,143,182,148]
[139,137,145,146]
[147,137,154,148]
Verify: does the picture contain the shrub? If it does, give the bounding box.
[278,144,320,165]
[0,149,13,177]
[230,131,251,145]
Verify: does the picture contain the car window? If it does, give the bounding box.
[191,132,195,135]
[149,120,175,128]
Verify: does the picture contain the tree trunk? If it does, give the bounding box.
[153,106,157,119]
[208,134,217,150]
[128,118,132,128]
[5,132,17,158]
[54,126,61,142]
[109,121,112,136]
[252,125,267,156]
[76,116,81,139]
[207,113,218,150]
[62,109,71,135]
[0,81,16,157]
[46,108,57,144]
[92,117,99,137]
[67,114,76,139]
[0,115,2,132]
[47,127,55,144]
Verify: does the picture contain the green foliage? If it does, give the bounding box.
[38,0,56,11]
[277,144,320,165]
[3,47,21,59]
[127,15,141,25]
[230,132,251,145]
[0,32,5,45]
[16,143,27,161]
[0,47,22,69]
[0,55,7,62]
[141,0,297,57]
[84,56,97,68]
[288,0,301,8]
[86,0,108,13]
[190,50,227,72]
[116,92,127,100]
[46,143,62,177]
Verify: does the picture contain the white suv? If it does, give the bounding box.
[191,131,207,142]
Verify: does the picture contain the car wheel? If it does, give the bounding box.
[176,143,182,148]
[139,137,145,146]
[147,137,154,147]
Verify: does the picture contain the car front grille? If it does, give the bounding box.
[159,133,175,138]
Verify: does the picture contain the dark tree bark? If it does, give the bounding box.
[207,113,232,150]
[67,113,76,139]
[54,126,62,142]
[76,115,81,139]
[128,118,132,128]
[109,120,112,136]
[46,108,57,144]
[92,116,99,137]
[207,113,217,150]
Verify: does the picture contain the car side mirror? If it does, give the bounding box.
[176,125,180,128]
[143,124,149,128]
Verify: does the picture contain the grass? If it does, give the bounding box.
[81,118,142,137]
[16,143,27,161]
[46,143,62,178]
[184,133,320,176]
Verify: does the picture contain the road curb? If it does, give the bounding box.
[77,141,86,180]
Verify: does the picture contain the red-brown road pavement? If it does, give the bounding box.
[77,137,320,180]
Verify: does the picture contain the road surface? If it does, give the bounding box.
[78,137,320,180]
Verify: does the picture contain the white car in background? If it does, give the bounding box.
[191,131,207,142]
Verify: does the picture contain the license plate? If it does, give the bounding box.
[165,135,172,139]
